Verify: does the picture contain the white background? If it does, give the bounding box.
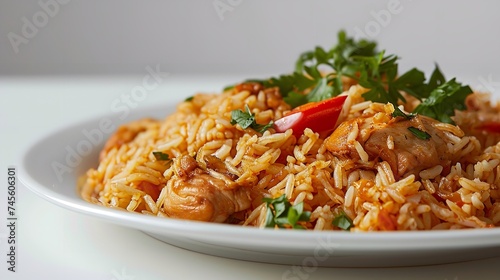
[1,0,500,78]
[1,1,500,279]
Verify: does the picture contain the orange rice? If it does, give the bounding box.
[80,84,500,231]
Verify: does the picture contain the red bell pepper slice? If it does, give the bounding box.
[274,95,347,137]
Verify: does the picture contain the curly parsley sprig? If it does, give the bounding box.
[231,30,472,125]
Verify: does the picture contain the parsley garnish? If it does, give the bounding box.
[152,151,170,161]
[184,96,194,102]
[229,31,472,124]
[246,32,376,108]
[413,78,472,124]
[407,127,431,140]
[230,105,273,133]
[332,210,353,231]
[295,32,377,97]
[391,107,414,120]
[263,194,311,229]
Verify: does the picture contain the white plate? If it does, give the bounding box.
[19,102,500,268]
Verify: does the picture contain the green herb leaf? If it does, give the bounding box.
[264,73,316,97]
[230,105,255,129]
[307,77,334,102]
[392,68,426,100]
[234,31,378,108]
[332,210,353,231]
[391,107,413,120]
[226,31,472,123]
[426,64,446,94]
[265,207,275,228]
[252,121,274,134]
[230,105,273,133]
[413,78,472,124]
[407,126,431,140]
[184,96,194,102]
[283,91,308,108]
[153,151,170,161]
[263,194,311,229]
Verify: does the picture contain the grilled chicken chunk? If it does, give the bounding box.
[326,114,455,179]
[163,155,251,222]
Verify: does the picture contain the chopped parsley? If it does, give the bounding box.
[407,127,431,140]
[332,210,353,231]
[230,105,273,133]
[184,96,194,102]
[263,194,311,229]
[391,107,414,120]
[152,151,170,161]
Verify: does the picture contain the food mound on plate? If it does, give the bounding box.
[80,31,500,231]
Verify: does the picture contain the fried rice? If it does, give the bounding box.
[78,81,500,231]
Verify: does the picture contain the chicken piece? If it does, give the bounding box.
[99,118,158,161]
[163,155,251,222]
[325,118,364,159]
[326,114,454,179]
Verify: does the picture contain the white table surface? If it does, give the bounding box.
[1,75,499,280]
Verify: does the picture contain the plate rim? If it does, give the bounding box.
[18,101,500,255]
